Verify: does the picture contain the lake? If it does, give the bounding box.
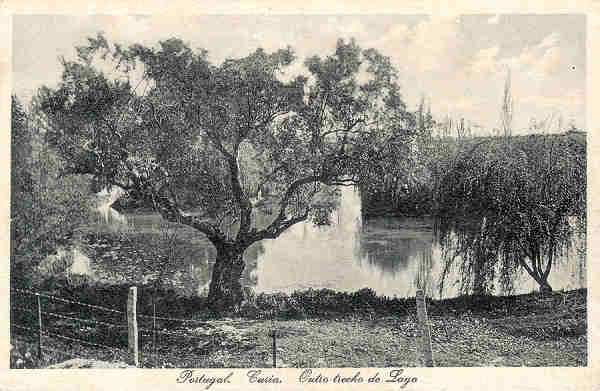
[78,187,586,299]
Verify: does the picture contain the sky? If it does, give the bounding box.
[12,14,586,134]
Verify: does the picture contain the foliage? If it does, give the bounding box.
[37,34,416,308]
[435,133,586,295]
[360,109,481,218]
[10,95,94,287]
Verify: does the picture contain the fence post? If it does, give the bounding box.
[416,289,434,367]
[37,295,43,360]
[127,287,139,367]
[269,329,277,368]
[153,301,157,368]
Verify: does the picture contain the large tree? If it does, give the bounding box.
[38,35,414,310]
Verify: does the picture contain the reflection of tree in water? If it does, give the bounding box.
[414,244,435,296]
[359,234,432,277]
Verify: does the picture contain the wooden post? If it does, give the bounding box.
[153,301,157,368]
[270,329,277,368]
[416,289,434,367]
[127,287,139,367]
[37,295,43,360]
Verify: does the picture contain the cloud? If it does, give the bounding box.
[470,32,564,79]
[371,16,465,73]
[365,15,469,115]
[539,32,560,48]
[506,32,563,75]
[469,46,501,74]
[326,17,367,38]
[502,33,583,130]
[537,45,563,74]
[458,30,583,130]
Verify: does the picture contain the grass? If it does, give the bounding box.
[10,283,587,368]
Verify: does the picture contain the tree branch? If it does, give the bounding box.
[118,161,226,244]
[320,118,369,138]
[543,247,553,280]
[226,153,253,240]
[245,207,310,244]
[199,119,253,241]
[518,257,540,284]
[243,174,324,245]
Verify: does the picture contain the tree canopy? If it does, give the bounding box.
[38,34,417,309]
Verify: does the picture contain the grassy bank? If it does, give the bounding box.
[10,283,586,368]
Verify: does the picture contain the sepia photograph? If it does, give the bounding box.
[8,13,587,372]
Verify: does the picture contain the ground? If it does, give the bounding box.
[12,288,586,368]
[45,359,134,369]
[150,311,585,368]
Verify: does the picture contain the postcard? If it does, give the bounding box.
[1,2,598,390]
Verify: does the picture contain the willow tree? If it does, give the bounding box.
[38,35,414,309]
[436,132,586,295]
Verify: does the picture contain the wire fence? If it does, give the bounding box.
[10,288,270,367]
[9,288,255,368]
[11,287,585,368]
[10,287,432,369]
[7,287,475,368]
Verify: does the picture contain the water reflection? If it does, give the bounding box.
[81,186,585,299]
[249,187,585,298]
[357,216,434,279]
[360,236,427,275]
[253,188,442,298]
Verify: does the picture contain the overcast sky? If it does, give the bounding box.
[12,14,585,134]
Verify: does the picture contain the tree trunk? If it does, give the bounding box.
[207,244,247,312]
[539,280,552,294]
[521,258,553,294]
[472,258,486,295]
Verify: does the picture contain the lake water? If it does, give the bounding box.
[78,187,586,299]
